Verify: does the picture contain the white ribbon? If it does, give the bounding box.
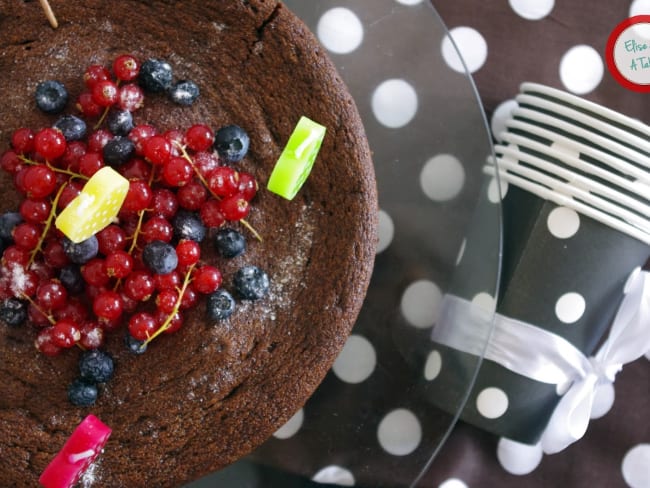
[431,267,650,454]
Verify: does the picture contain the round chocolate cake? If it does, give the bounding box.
[0,1,377,486]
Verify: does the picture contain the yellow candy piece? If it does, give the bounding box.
[55,167,129,243]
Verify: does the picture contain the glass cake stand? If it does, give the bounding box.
[189,1,500,486]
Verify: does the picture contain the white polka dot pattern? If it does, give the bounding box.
[312,465,356,486]
[332,335,377,384]
[476,387,509,419]
[273,408,304,439]
[377,209,395,254]
[490,99,518,141]
[497,438,543,475]
[622,444,650,488]
[559,45,604,95]
[471,292,496,315]
[317,8,364,54]
[420,154,466,202]
[424,350,443,381]
[547,206,580,239]
[377,408,422,456]
[509,0,555,20]
[400,280,443,328]
[438,479,469,488]
[371,79,418,128]
[554,292,586,324]
[487,176,508,203]
[396,0,423,5]
[441,26,488,74]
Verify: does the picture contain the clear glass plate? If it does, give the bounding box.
[190,1,500,486]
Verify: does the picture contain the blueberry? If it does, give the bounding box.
[214,125,250,163]
[59,264,84,294]
[103,136,135,167]
[0,212,23,241]
[138,58,173,93]
[35,80,68,114]
[68,378,98,407]
[0,298,27,326]
[214,227,246,258]
[172,210,206,243]
[233,265,269,300]
[125,333,147,354]
[168,80,199,106]
[106,108,134,136]
[53,114,87,142]
[206,289,236,321]
[142,240,178,275]
[62,235,99,264]
[79,349,114,383]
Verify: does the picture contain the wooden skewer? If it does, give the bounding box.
[38,0,59,29]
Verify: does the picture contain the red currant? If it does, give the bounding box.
[51,319,81,348]
[97,224,127,255]
[61,141,87,172]
[12,222,41,250]
[20,198,51,224]
[118,157,151,180]
[113,54,140,81]
[91,80,119,107]
[193,151,219,178]
[143,135,172,165]
[11,128,35,154]
[121,179,153,213]
[35,328,62,356]
[53,298,89,324]
[76,92,103,118]
[208,166,239,198]
[84,64,111,89]
[185,124,214,152]
[117,84,145,112]
[129,124,157,155]
[22,165,57,199]
[152,188,178,218]
[78,152,104,177]
[29,303,52,327]
[104,250,133,278]
[1,150,23,174]
[141,216,173,243]
[93,290,124,322]
[3,245,30,267]
[179,286,198,310]
[176,180,207,210]
[238,171,258,201]
[36,280,68,311]
[163,130,184,158]
[162,157,193,187]
[176,239,200,267]
[87,129,113,152]
[57,180,83,210]
[219,193,250,221]
[153,270,181,291]
[192,265,222,294]
[34,128,67,160]
[128,312,157,341]
[199,199,225,228]
[43,239,70,269]
[81,258,110,287]
[124,270,155,301]
[78,321,105,349]
[155,289,178,314]
[154,308,183,335]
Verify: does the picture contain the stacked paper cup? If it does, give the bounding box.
[486,82,649,244]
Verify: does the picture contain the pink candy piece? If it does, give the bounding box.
[39,415,111,488]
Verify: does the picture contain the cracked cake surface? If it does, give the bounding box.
[0,1,377,486]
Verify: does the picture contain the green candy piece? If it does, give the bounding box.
[267,116,326,200]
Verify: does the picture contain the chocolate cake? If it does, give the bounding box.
[0,1,377,486]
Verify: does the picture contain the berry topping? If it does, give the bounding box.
[172,210,206,242]
[138,58,173,93]
[62,236,99,264]
[214,227,246,258]
[142,240,178,275]
[206,289,235,321]
[103,136,135,166]
[214,125,249,163]
[267,116,326,200]
[59,264,84,294]
[34,128,67,160]
[112,54,140,82]
[233,265,269,300]
[0,212,23,241]
[169,79,200,106]
[106,108,134,136]
[0,298,28,326]
[35,80,68,114]
[125,333,147,354]
[53,115,87,142]
[67,378,98,407]
[79,349,114,383]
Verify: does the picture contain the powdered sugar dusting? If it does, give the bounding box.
[79,456,102,487]
[8,262,29,297]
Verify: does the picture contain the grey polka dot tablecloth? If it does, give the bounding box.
[191,1,649,487]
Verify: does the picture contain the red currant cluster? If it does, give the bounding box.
[0,54,261,366]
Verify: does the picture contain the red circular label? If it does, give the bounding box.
[605,15,650,93]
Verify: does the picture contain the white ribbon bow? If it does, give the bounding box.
[541,267,650,454]
[432,267,650,454]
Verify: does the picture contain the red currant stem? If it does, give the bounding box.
[175,142,263,242]
[93,80,121,130]
[21,293,56,326]
[126,209,147,255]
[28,182,67,268]
[19,156,89,181]
[38,0,58,29]
[144,263,196,345]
